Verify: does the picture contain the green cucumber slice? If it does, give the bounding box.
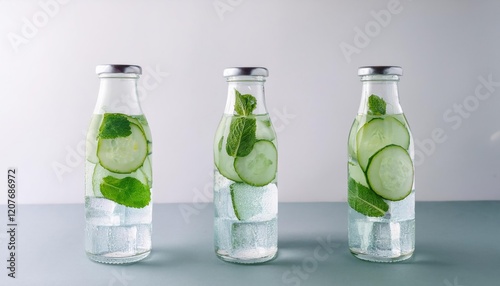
[234,140,277,187]
[127,116,152,154]
[348,161,368,187]
[366,145,414,201]
[216,155,242,182]
[139,156,153,186]
[97,123,148,174]
[214,116,243,182]
[356,117,410,170]
[213,116,227,170]
[86,115,102,164]
[348,119,359,158]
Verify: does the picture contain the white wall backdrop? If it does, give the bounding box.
[1,0,499,204]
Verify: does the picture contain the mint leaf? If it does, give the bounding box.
[226,117,256,157]
[99,113,132,139]
[348,178,388,217]
[234,89,257,116]
[224,89,258,158]
[368,94,386,116]
[100,176,151,208]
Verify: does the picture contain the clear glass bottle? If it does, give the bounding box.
[214,67,278,264]
[85,64,153,264]
[347,66,415,262]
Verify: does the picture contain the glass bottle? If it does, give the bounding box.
[347,66,415,262]
[85,64,153,264]
[213,67,278,264]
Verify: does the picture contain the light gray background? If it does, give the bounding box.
[1,0,499,204]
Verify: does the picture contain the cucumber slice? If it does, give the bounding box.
[356,117,410,170]
[256,118,276,141]
[127,116,152,154]
[213,116,227,168]
[139,156,153,186]
[216,155,242,182]
[97,123,148,174]
[348,161,368,187]
[86,115,103,164]
[348,119,359,158]
[366,145,414,201]
[214,116,243,182]
[234,140,277,187]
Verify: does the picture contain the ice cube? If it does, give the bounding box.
[388,192,415,221]
[86,225,111,254]
[135,224,152,251]
[215,219,232,251]
[85,197,122,226]
[230,183,277,221]
[124,205,152,225]
[231,219,277,250]
[107,226,137,255]
[214,170,232,191]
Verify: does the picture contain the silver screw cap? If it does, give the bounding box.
[223,67,269,77]
[358,66,402,76]
[96,64,142,75]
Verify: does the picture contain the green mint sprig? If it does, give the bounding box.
[368,94,386,116]
[348,178,388,217]
[226,117,256,157]
[226,89,257,158]
[98,113,132,139]
[100,176,151,208]
[234,89,257,116]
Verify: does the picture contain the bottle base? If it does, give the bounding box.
[86,250,151,264]
[350,250,413,263]
[216,248,277,264]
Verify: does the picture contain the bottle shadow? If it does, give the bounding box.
[268,232,347,266]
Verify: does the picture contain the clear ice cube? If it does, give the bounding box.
[231,219,277,250]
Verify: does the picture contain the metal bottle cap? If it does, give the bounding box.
[96,64,142,75]
[223,67,269,77]
[358,66,403,76]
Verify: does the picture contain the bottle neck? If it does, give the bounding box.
[94,74,143,115]
[224,76,268,115]
[359,75,402,115]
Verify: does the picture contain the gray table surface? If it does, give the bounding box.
[0,202,498,286]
